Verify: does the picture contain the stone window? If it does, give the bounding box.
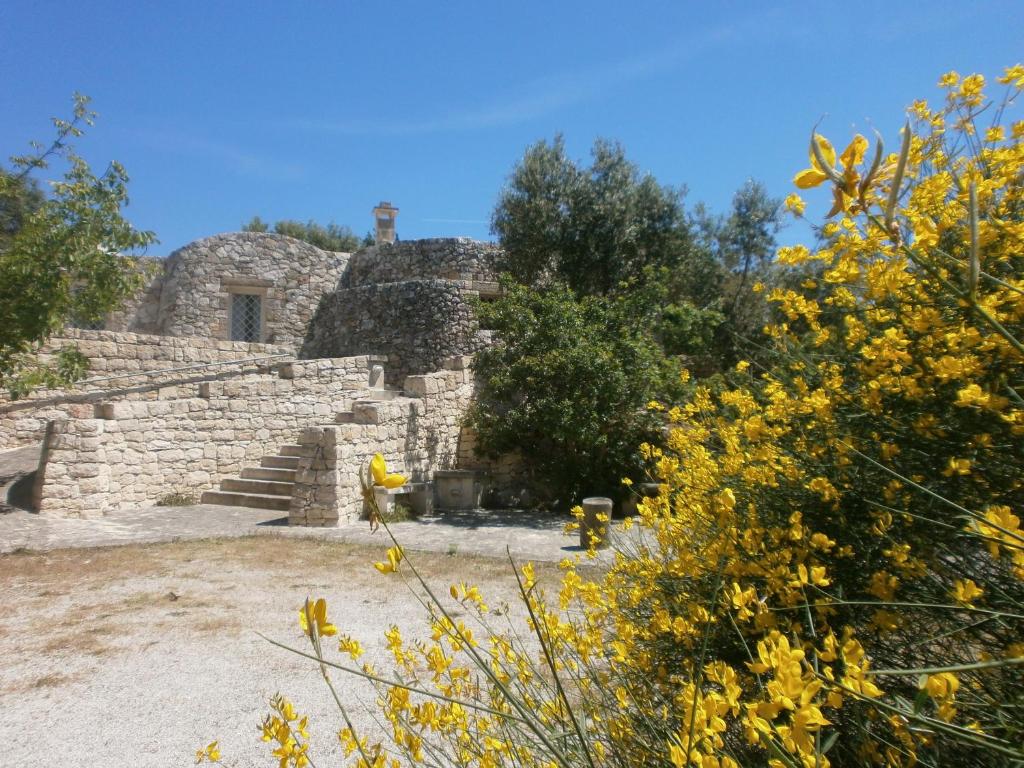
[69,315,105,331]
[68,285,105,330]
[230,293,262,342]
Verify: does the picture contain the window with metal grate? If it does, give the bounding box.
[231,293,262,342]
[70,314,105,331]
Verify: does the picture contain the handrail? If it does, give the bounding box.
[71,353,293,387]
[1,353,296,412]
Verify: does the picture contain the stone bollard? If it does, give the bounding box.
[580,496,613,549]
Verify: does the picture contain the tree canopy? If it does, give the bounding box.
[471,136,786,505]
[693,179,783,366]
[242,216,365,252]
[467,281,680,505]
[0,94,156,396]
[491,136,714,299]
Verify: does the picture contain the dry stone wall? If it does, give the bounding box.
[13,236,525,519]
[104,256,166,334]
[301,279,486,385]
[301,238,501,386]
[35,356,383,518]
[0,329,292,449]
[342,238,500,289]
[156,232,350,347]
[289,355,476,525]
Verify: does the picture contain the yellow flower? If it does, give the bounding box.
[998,64,1024,88]
[985,126,1006,143]
[299,597,337,638]
[793,131,871,217]
[784,192,806,215]
[951,578,984,607]
[195,741,221,763]
[374,545,404,574]
[943,457,972,476]
[338,635,365,660]
[370,453,407,489]
[923,672,960,700]
[794,134,837,189]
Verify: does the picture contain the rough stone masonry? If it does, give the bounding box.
[2,233,518,524]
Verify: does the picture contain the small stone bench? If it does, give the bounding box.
[371,482,433,518]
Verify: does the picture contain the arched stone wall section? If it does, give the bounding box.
[302,279,485,385]
[342,238,500,291]
[155,232,350,348]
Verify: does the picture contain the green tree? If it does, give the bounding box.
[241,215,269,232]
[243,216,362,252]
[491,135,714,299]
[473,137,738,504]
[0,171,44,252]
[0,94,156,396]
[467,281,680,506]
[694,178,783,365]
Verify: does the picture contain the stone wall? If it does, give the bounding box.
[289,355,475,525]
[34,356,383,518]
[0,329,293,449]
[104,256,166,334]
[155,232,350,347]
[342,238,500,289]
[301,279,487,385]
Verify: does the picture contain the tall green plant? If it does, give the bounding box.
[467,280,680,506]
[0,94,156,396]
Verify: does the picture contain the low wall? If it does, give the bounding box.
[0,329,293,448]
[35,356,382,518]
[289,356,475,525]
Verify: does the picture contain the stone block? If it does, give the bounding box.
[94,402,133,420]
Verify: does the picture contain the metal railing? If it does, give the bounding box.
[1,353,294,411]
[71,353,293,387]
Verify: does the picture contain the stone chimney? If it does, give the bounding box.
[372,201,398,245]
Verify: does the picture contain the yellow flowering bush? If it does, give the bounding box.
[214,67,1024,768]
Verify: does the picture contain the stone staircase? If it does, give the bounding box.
[199,386,404,513]
[200,444,301,511]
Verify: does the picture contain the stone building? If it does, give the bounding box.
[108,231,350,347]
[1,223,513,525]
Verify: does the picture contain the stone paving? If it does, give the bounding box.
[0,503,611,563]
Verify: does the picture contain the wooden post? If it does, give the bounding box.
[580,496,613,549]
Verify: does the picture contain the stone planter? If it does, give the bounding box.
[433,470,487,510]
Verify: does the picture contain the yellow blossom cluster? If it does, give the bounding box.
[215,65,1024,768]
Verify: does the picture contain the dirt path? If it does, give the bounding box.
[0,536,569,768]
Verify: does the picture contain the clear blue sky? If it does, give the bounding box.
[2,1,1022,255]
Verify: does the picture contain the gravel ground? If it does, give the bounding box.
[0,536,575,768]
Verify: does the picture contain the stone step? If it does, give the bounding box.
[200,490,291,511]
[335,411,355,424]
[366,389,401,401]
[279,445,304,457]
[221,477,294,496]
[241,466,297,482]
[261,455,299,469]
[352,401,380,424]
